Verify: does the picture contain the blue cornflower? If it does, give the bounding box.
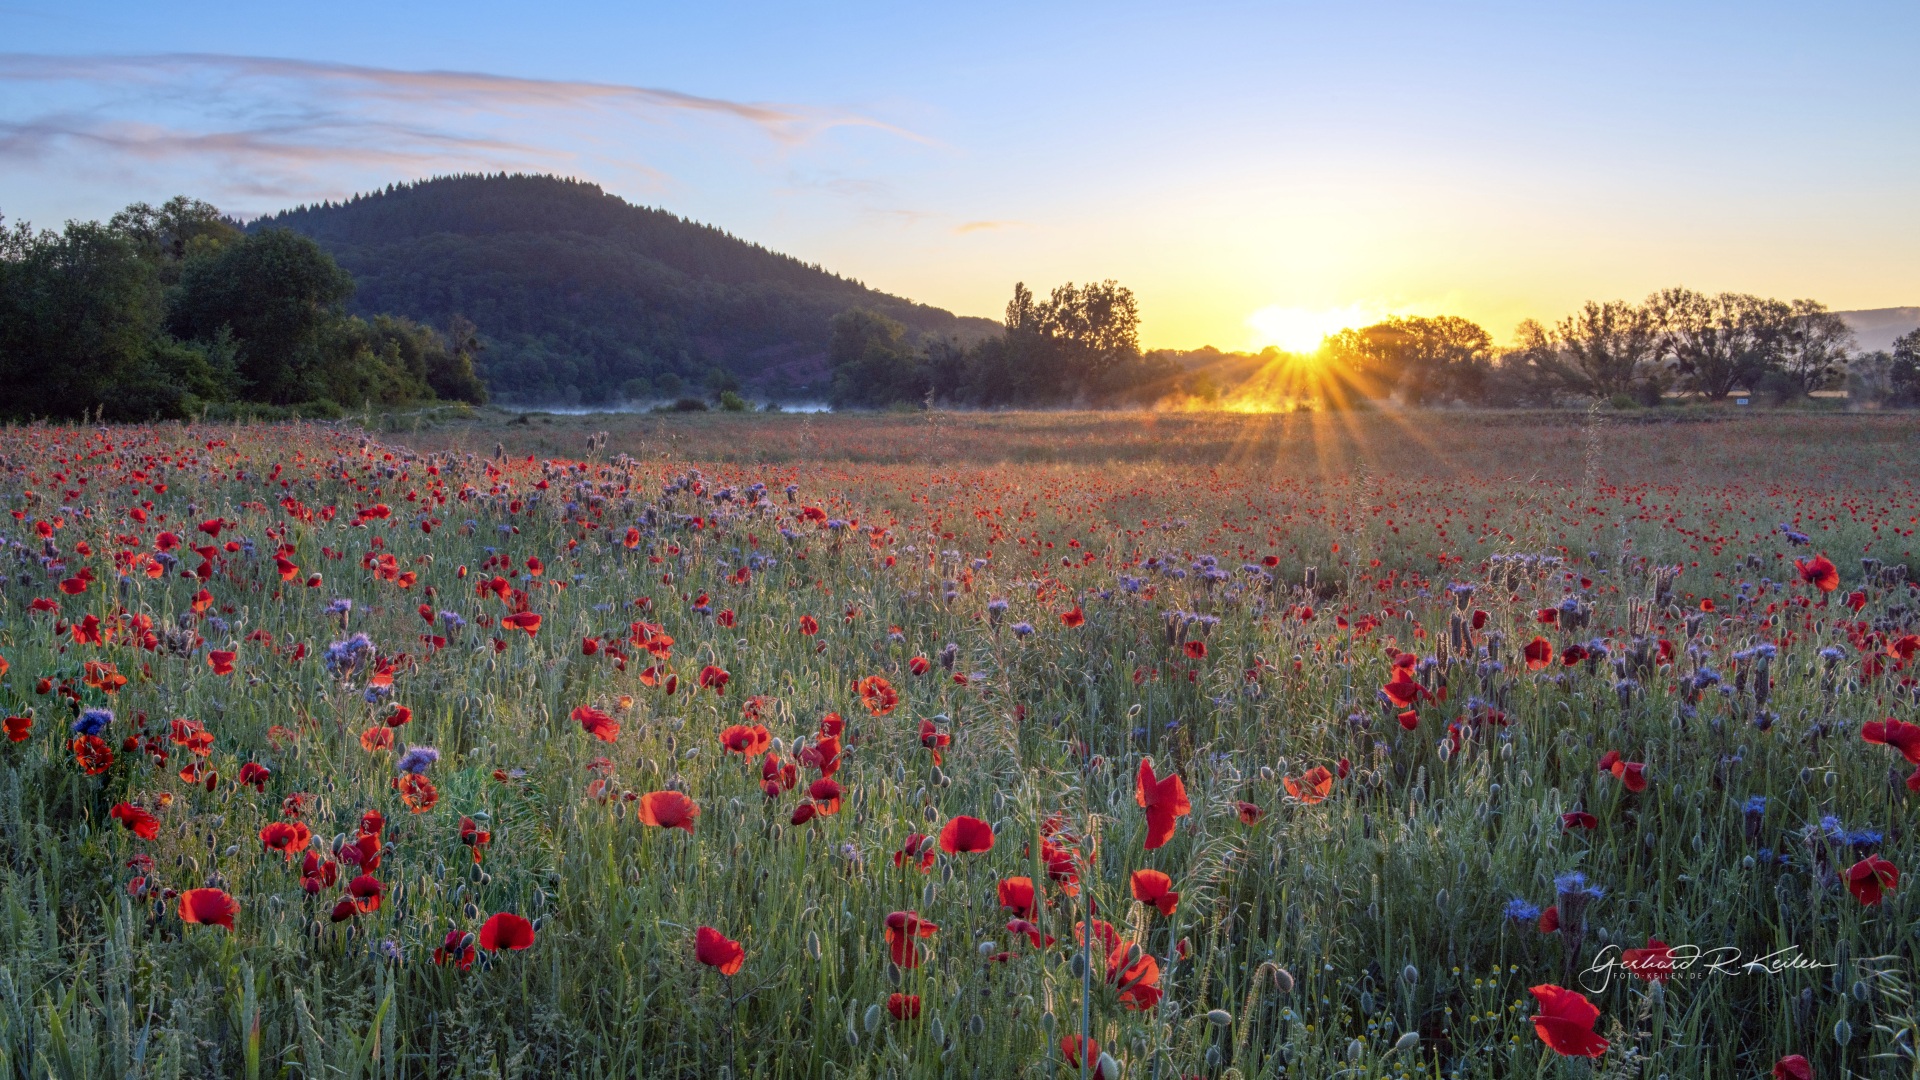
[72,708,113,737]
[396,746,440,775]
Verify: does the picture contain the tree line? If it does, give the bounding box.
[832,283,1920,409]
[829,280,1182,408]
[0,197,487,422]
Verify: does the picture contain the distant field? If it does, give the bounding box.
[398,406,1920,484]
[2,411,1917,1078]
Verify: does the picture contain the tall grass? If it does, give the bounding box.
[0,415,1915,1078]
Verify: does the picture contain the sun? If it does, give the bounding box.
[1245,303,1384,354]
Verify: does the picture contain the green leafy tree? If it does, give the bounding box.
[1774,299,1854,397]
[1531,301,1661,400]
[828,308,927,408]
[1324,316,1493,403]
[168,229,356,404]
[1648,288,1790,400]
[0,219,229,420]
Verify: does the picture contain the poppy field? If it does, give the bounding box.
[3,410,1920,1079]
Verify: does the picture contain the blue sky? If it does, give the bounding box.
[3,1,1915,348]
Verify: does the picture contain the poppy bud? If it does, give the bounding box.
[1393,1030,1421,1054]
[1040,1011,1056,1033]
[1095,1053,1121,1078]
[968,1014,985,1037]
[1206,1009,1232,1027]
[806,931,821,961]
[863,1004,883,1033]
[1835,1019,1852,1045]
[1402,964,1419,986]
[1346,1038,1367,1062]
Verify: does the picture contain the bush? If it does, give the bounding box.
[661,397,709,413]
[718,390,749,412]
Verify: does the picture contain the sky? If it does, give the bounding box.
[2,1,1916,351]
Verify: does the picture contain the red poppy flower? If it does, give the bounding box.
[360,726,395,752]
[998,876,1037,917]
[434,929,476,970]
[259,820,312,859]
[110,802,161,840]
[500,611,542,636]
[1135,757,1191,849]
[919,719,951,764]
[798,615,819,636]
[637,791,700,833]
[72,734,115,774]
[1609,759,1648,793]
[1130,869,1179,915]
[856,675,898,716]
[908,654,931,675]
[1773,1055,1812,1080]
[883,910,938,968]
[893,832,936,872]
[1538,905,1560,933]
[394,773,438,813]
[790,802,818,825]
[938,815,994,854]
[1848,855,1899,906]
[807,777,844,814]
[238,761,271,790]
[5,715,30,742]
[1620,938,1676,982]
[478,911,536,951]
[178,887,237,930]
[572,705,621,742]
[347,873,385,914]
[799,734,842,776]
[1060,607,1085,628]
[1077,918,1162,1010]
[207,650,237,675]
[1235,801,1265,824]
[1381,673,1424,708]
[1183,640,1207,660]
[1522,636,1554,670]
[720,724,771,757]
[1284,766,1334,805]
[1528,984,1609,1057]
[694,925,745,975]
[886,993,921,1020]
[1396,708,1419,730]
[1561,811,1598,830]
[1061,1036,1109,1078]
[1006,917,1054,949]
[1864,718,1920,764]
[697,665,731,694]
[1795,554,1840,593]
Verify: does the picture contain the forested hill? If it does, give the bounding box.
[252,174,999,404]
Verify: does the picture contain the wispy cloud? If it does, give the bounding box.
[0,52,927,214]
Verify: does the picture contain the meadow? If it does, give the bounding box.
[2,408,1918,1079]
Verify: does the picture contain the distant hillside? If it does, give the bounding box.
[1838,308,1920,352]
[252,174,999,404]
